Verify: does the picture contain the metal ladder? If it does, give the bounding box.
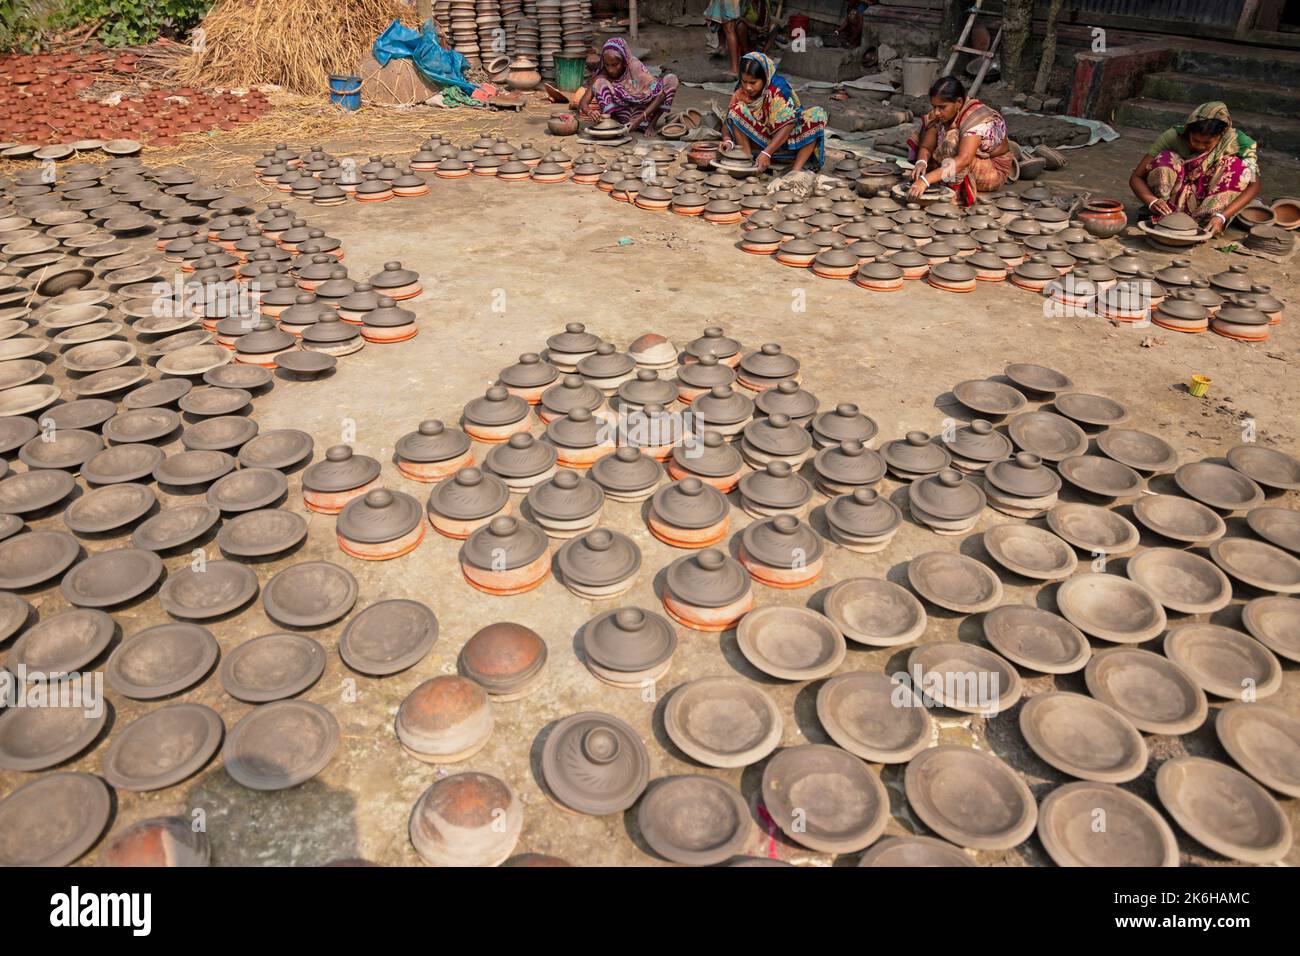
[940,0,1004,98]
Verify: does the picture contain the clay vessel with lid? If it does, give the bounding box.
[675,353,735,402]
[360,296,417,343]
[984,451,1061,517]
[615,368,679,412]
[409,772,522,867]
[627,332,678,371]
[589,445,665,502]
[690,383,755,438]
[539,374,605,424]
[738,460,813,518]
[826,487,903,552]
[1211,298,1271,342]
[395,675,492,763]
[909,468,987,534]
[425,467,512,539]
[462,385,532,443]
[545,322,601,371]
[737,343,800,391]
[580,606,676,685]
[544,406,616,469]
[484,432,558,493]
[684,326,743,367]
[301,444,381,514]
[541,712,648,815]
[336,488,425,560]
[668,431,746,492]
[556,529,643,599]
[1152,290,1209,333]
[524,469,605,538]
[648,476,730,548]
[812,439,886,494]
[740,412,812,468]
[576,342,636,394]
[459,515,551,595]
[396,420,474,482]
[811,402,878,448]
[459,621,548,700]
[498,352,558,405]
[942,419,1013,472]
[880,430,952,481]
[738,513,825,588]
[662,547,755,632]
[300,314,362,356]
[755,379,820,426]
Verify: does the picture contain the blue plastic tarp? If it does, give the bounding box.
[372,20,478,95]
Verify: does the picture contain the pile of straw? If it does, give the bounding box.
[177,0,416,96]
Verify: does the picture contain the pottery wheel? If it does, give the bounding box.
[0,772,111,866]
[823,577,927,647]
[159,560,259,620]
[101,703,224,791]
[816,671,931,763]
[222,699,340,791]
[59,547,163,608]
[903,745,1038,851]
[338,599,438,676]
[907,551,1004,614]
[7,607,114,675]
[262,561,358,628]
[1019,691,1147,783]
[1037,782,1177,867]
[0,698,107,771]
[106,622,220,699]
[219,632,326,703]
[663,677,782,769]
[216,508,308,558]
[760,744,890,854]
[637,775,752,866]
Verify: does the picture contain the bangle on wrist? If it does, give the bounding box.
[919,173,929,187]
[1211,212,1227,223]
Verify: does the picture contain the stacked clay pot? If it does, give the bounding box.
[983,452,1062,518]
[589,446,665,503]
[484,433,558,493]
[539,374,606,425]
[738,461,813,519]
[738,514,825,589]
[556,528,642,599]
[740,412,812,468]
[662,548,754,632]
[460,516,550,595]
[336,488,426,559]
[668,430,746,492]
[301,445,381,514]
[580,607,676,686]
[524,469,605,538]
[396,675,492,763]
[396,420,474,482]
[460,622,548,700]
[463,386,532,443]
[426,467,512,539]
[544,407,615,469]
[825,487,903,552]
[908,469,987,535]
[647,476,730,548]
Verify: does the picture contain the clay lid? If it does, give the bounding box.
[985,451,1062,497]
[302,444,380,493]
[540,374,604,417]
[742,514,824,568]
[742,412,811,456]
[300,314,360,343]
[692,384,754,426]
[665,431,737,479]
[582,606,675,672]
[1097,427,1178,472]
[541,712,648,815]
[881,431,951,474]
[779,237,818,257]
[1216,300,1270,327]
[617,369,677,407]
[526,469,605,521]
[280,294,327,327]
[1155,756,1290,864]
[762,744,889,852]
[590,446,663,494]
[427,467,510,520]
[755,380,819,421]
[685,326,741,362]
[931,260,977,283]
[738,460,812,509]
[1008,410,1089,461]
[577,342,635,380]
[235,322,293,355]
[500,352,557,389]
[462,515,548,570]
[1156,293,1208,322]
[337,488,422,543]
[812,403,878,444]
[858,260,903,280]
[1014,256,1058,280]
[666,547,749,607]
[337,282,379,312]
[909,468,986,520]
[676,353,735,390]
[814,439,886,485]
[396,419,471,463]
[943,419,1012,462]
[460,621,547,693]
[1156,211,1198,235]
[1155,257,1197,285]
[1246,283,1283,313]
[543,407,605,449]
[485,432,557,479]
[740,343,798,381]
[826,487,903,538]
[672,191,707,208]
[464,385,529,427]
[814,247,858,269]
[553,528,641,589]
[651,476,728,528]
[313,268,356,300]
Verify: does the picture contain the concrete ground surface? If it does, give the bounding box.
[2,91,1298,868]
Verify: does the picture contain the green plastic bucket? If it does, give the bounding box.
[553,55,586,93]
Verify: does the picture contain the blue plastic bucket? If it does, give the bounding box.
[329,74,362,111]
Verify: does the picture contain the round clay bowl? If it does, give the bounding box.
[1126,547,1232,615]
[1156,757,1291,864]
[823,577,926,646]
[409,772,522,866]
[0,416,40,455]
[60,546,163,608]
[0,468,75,515]
[904,746,1037,851]
[1052,392,1129,430]
[1247,507,1300,555]
[131,502,222,552]
[159,559,258,619]
[68,366,148,398]
[816,671,931,763]
[0,359,46,392]
[237,428,313,471]
[907,551,1004,614]
[1084,647,1207,735]
[0,530,80,589]
[1226,444,1300,492]
[124,377,191,410]
[1132,494,1226,545]
[222,699,339,790]
[1174,461,1264,512]
[339,599,438,676]
[154,449,235,487]
[0,772,110,866]
[207,467,288,513]
[1241,595,1300,663]
[0,699,106,771]
[952,379,1027,417]
[105,622,219,699]
[663,676,782,768]
[1019,691,1147,783]
[0,383,60,417]
[983,523,1078,580]
[1163,623,1281,699]
[220,632,326,702]
[1056,573,1166,643]
[1096,428,1178,473]
[204,364,273,390]
[637,775,752,866]
[1037,782,1177,867]
[61,339,136,374]
[18,427,102,471]
[179,386,251,418]
[8,607,113,675]
[181,415,258,452]
[0,591,32,643]
[1007,411,1088,462]
[857,835,974,866]
[262,560,357,628]
[0,338,49,362]
[1057,454,1144,499]
[101,703,224,791]
[1210,536,1300,593]
[907,641,1022,714]
[63,482,156,534]
[761,744,889,854]
[735,605,845,680]
[982,604,1090,674]
[1004,363,1072,394]
[1045,502,1140,555]
[1215,702,1300,798]
[97,816,211,867]
[216,508,307,558]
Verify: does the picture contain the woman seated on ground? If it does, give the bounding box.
[723,53,828,175]
[577,38,678,133]
[1128,101,1260,236]
[907,76,1012,205]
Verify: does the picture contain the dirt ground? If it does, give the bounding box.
[2,55,1298,867]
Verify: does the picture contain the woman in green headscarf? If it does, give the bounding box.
[1128,101,1261,236]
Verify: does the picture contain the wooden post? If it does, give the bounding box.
[1033,0,1063,94]
[629,0,638,41]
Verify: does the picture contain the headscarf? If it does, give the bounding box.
[600,37,659,101]
[737,51,799,131]
[1179,101,1257,179]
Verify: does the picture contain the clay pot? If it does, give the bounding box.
[426,467,512,539]
[738,514,825,589]
[396,420,474,481]
[648,476,729,548]
[825,488,903,553]
[409,772,522,866]
[396,675,492,763]
[556,529,642,600]
[301,444,381,514]
[580,607,675,685]
[460,515,550,595]
[460,622,548,700]
[541,712,649,816]
[662,547,753,632]
[463,386,531,443]
[589,446,665,502]
[337,488,425,560]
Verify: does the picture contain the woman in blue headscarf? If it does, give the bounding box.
[722,52,827,174]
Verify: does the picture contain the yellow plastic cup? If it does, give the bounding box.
[1189,374,1211,398]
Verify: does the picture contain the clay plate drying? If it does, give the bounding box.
[105,622,219,699]
[220,632,326,702]
[222,699,340,790]
[131,502,222,552]
[1209,536,1300,593]
[1004,363,1072,394]
[983,523,1078,580]
[1096,428,1178,473]
[1055,573,1166,643]
[982,605,1090,674]
[1174,461,1264,512]
[907,551,1004,613]
[101,703,224,791]
[1155,757,1291,864]
[0,530,81,590]
[1241,595,1300,663]
[1132,494,1226,545]
[262,561,358,628]
[1246,507,1300,555]
[159,559,258,619]
[60,547,163,608]
[0,698,107,771]
[1084,647,1207,735]
[1214,701,1300,798]
[1019,691,1147,782]
[663,676,782,768]
[907,642,1022,714]
[858,835,975,867]
[1126,547,1232,615]
[1163,623,1281,699]
[1045,502,1140,555]
[339,599,438,676]
[636,775,752,866]
[735,605,845,680]
[761,744,890,854]
[816,671,931,763]
[823,577,927,646]
[216,508,308,558]
[0,772,111,866]
[904,745,1037,851]
[1037,782,1177,867]
[951,379,1027,417]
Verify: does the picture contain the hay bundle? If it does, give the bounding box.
[178,0,416,96]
